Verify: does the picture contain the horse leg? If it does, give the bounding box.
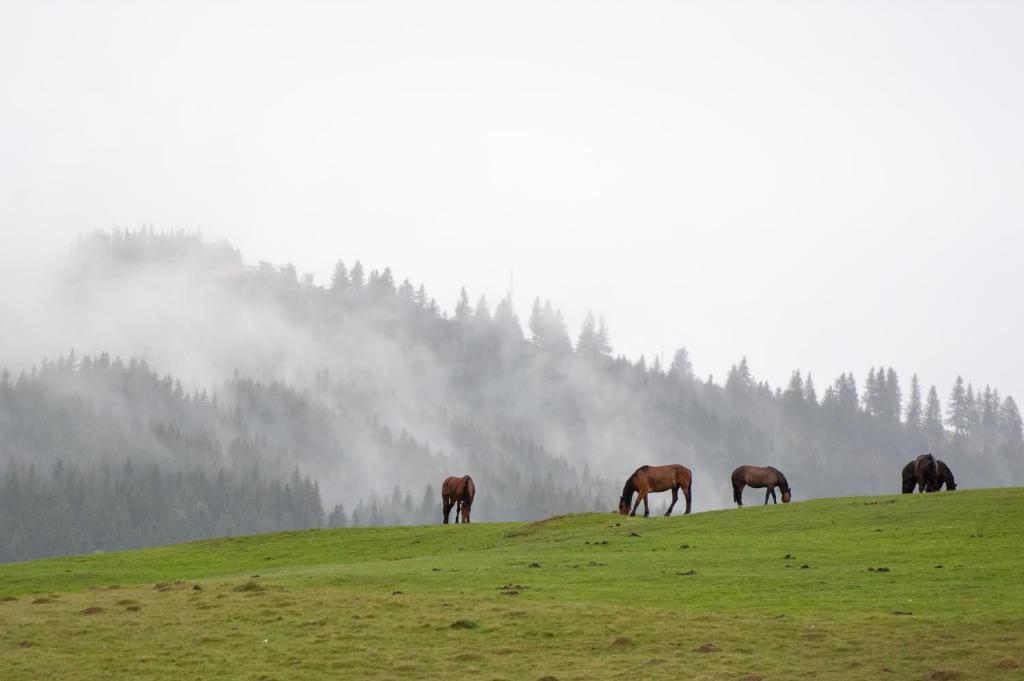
[629,492,642,517]
[665,487,679,516]
[462,502,471,524]
[643,494,651,517]
[734,482,743,507]
[443,498,451,524]
[454,500,461,524]
[684,482,692,514]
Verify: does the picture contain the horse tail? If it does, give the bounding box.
[461,475,474,503]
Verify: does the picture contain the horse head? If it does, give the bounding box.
[618,497,631,515]
[782,488,792,503]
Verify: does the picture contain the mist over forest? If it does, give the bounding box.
[0,229,1021,563]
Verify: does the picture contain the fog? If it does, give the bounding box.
[1,3,1022,561]
[2,1,1022,402]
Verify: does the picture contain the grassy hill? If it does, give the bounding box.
[1,489,1022,680]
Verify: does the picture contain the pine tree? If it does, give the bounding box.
[596,316,612,356]
[905,374,922,429]
[863,368,877,415]
[965,383,980,438]
[576,311,601,358]
[327,503,348,528]
[493,296,523,341]
[947,376,969,435]
[804,373,818,405]
[349,261,365,289]
[454,287,472,324]
[528,298,544,345]
[372,267,395,296]
[398,279,415,304]
[1000,396,1023,453]
[473,295,491,323]
[330,260,349,292]
[783,370,804,407]
[924,385,943,435]
[885,368,901,422]
[726,358,753,397]
[668,347,693,382]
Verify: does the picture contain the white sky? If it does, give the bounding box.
[1,1,1022,400]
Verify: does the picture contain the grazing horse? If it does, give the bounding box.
[731,465,791,507]
[936,459,957,491]
[441,475,476,524]
[618,464,692,517]
[902,453,940,493]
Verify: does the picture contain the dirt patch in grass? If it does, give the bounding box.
[929,671,962,680]
[1,596,18,602]
[995,659,1021,669]
[610,636,634,648]
[81,607,105,615]
[31,598,53,604]
[232,580,265,593]
[450,619,479,629]
[695,642,718,653]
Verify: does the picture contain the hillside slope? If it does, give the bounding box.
[1,489,1022,680]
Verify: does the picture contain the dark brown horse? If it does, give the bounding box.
[901,453,940,493]
[441,475,476,524]
[731,465,791,507]
[936,459,957,491]
[618,464,692,517]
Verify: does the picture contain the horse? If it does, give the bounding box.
[731,465,791,507]
[441,475,476,524]
[902,453,940,493]
[618,464,692,517]
[936,459,957,491]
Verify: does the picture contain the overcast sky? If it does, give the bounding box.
[1,1,1022,400]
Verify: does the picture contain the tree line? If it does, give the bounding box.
[0,230,1020,562]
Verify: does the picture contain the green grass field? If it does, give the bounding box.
[1,489,1022,680]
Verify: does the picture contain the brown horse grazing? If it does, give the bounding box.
[936,459,957,491]
[441,475,476,524]
[731,465,791,507]
[618,464,692,517]
[903,453,940,493]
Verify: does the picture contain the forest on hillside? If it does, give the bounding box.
[0,230,1020,562]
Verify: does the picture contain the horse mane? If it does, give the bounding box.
[620,474,636,502]
[773,468,790,492]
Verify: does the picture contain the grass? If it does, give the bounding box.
[1,489,1022,680]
